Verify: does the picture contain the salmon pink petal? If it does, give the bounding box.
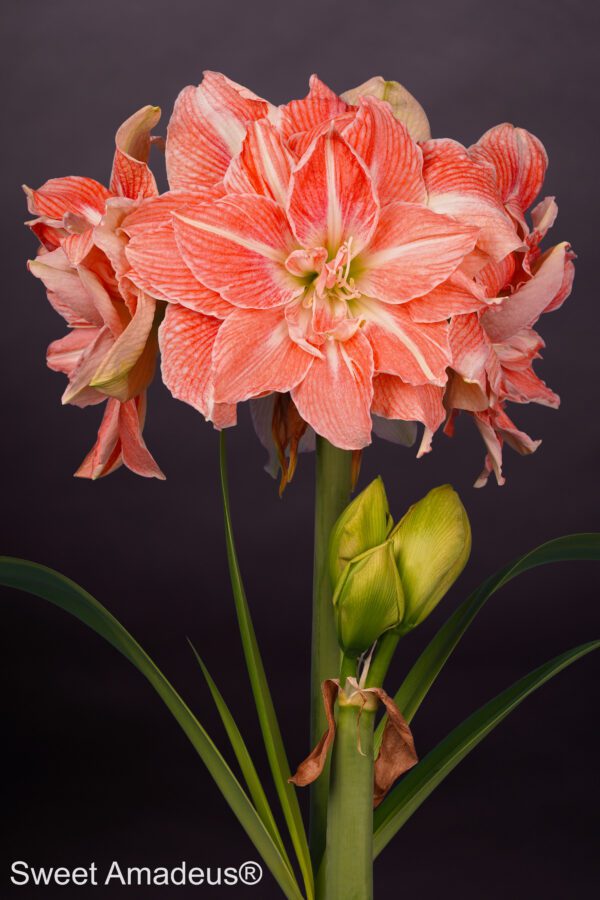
[110,105,161,200]
[359,202,478,303]
[126,223,232,318]
[279,74,349,140]
[502,366,559,408]
[89,292,158,401]
[422,139,521,261]
[173,194,301,309]
[372,375,445,433]
[118,395,165,479]
[449,313,490,388]
[475,255,517,298]
[47,328,103,386]
[76,266,125,336]
[213,307,314,403]
[28,249,103,327]
[62,230,95,267]
[159,303,236,425]
[24,177,111,222]
[62,325,116,407]
[75,398,122,478]
[544,245,575,313]
[343,96,426,206]
[482,242,569,341]
[471,123,547,217]
[121,189,222,236]
[407,270,487,322]
[291,332,374,450]
[287,128,379,254]
[473,412,505,487]
[166,72,271,191]
[359,298,450,386]
[224,119,294,207]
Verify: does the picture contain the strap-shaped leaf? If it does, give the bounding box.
[188,642,293,873]
[375,533,600,753]
[219,433,314,900]
[373,639,599,857]
[0,557,304,900]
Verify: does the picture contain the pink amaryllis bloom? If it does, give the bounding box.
[125,72,524,454]
[25,107,166,479]
[443,123,575,485]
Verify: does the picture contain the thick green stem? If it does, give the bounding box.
[310,437,353,871]
[325,701,375,900]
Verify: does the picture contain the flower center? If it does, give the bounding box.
[314,238,361,304]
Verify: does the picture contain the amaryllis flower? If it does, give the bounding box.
[25,107,166,479]
[443,123,575,485]
[125,72,510,455]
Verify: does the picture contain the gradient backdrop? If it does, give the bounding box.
[2,1,599,897]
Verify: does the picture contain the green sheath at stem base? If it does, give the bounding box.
[325,702,375,900]
[310,437,353,874]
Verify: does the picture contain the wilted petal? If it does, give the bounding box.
[343,96,426,206]
[372,415,417,447]
[287,128,379,254]
[359,202,478,304]
[213,307,314,403]
[110,105,161,199]
[166,72,271,191]
[291,332,374,450]
[173,194,301,309]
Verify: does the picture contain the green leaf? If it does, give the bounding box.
[0,557,304,900]
[219,433,314,900]
[373,640,599,857]
[188,641,293,873]
[375,533,600,754]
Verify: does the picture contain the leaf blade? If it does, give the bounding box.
[0,557,304,900]
[373,640,600,857]
[219,433,314,900]
[188,641,294,873]
[375,533,600,753]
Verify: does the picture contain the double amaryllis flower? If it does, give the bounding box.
[25,73,574,484]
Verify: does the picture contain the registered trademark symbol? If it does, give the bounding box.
[238,861,263,885]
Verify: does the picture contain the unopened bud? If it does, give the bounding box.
[390,485,471,633]
[333,541,404,657]
[328,477,392,588]
[341,76,432,142]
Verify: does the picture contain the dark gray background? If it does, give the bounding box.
[1,0,598,897]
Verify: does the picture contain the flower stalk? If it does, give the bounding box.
[325,676,377,900]
[310,437,353,870]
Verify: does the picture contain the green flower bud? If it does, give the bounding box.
[328,477,393,588]
[390,485,471,633]
[333,541,404,657]
[341,76,432,142]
